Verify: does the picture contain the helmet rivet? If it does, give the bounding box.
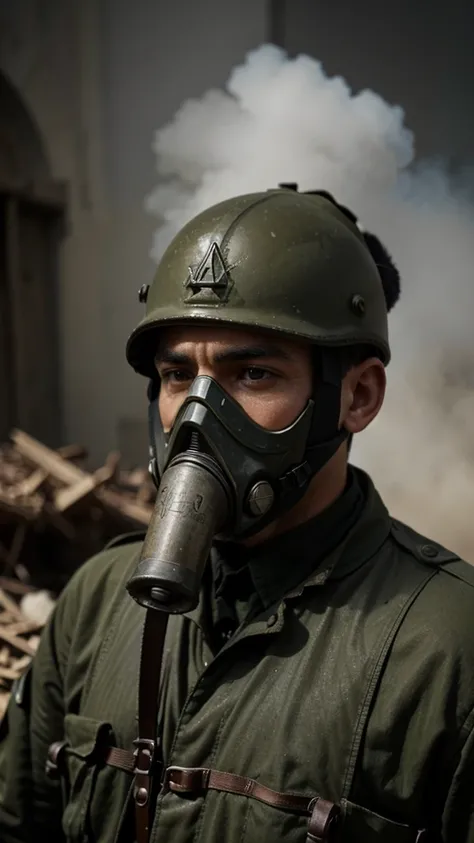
[247,481,275,516]
[138,284,149,304]
[350,294,366,316]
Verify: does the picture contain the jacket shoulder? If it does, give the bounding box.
[68,533,144,596]
[389,517,474,648]
[385,519,474,724]
[49,535,145,685]
[389,518,474,640]
[390,517,474,587]
[389,518,466,570]
[103,530,147,551]
[54,534,145,641]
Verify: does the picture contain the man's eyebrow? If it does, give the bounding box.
[213,344,292,363]
[155,343,293,367]
[154,349,192,366]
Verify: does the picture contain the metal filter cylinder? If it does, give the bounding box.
[126,451,232,613]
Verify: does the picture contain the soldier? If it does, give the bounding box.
[1,187,474,843]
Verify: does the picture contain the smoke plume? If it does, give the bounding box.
[146,45,474,561]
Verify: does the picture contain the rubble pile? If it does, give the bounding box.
[0,429,154,587]
[0,581,44,719]
[0,429,154,713]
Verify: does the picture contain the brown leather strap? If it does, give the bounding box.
[164,765,339,840]
[105,746,136,775]
[307,797,341,842]
[133,608,169,843]
[164,765,314,813]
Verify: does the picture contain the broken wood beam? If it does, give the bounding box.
[10,430,86,486]
[0,588,24,620]
[98,487,152,526]
[0,627,36,657]
[14,468,48,498]
[57,444,88,461]
[6,620,44,637]
[54,450,121,513]
[0,578,35,596]
[0,489,43,520]
[54,474,98,512]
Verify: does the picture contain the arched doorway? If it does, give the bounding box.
[0,70,66,446]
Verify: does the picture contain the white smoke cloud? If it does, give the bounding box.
[146,44,474,561]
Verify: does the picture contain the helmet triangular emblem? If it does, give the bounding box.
[184,242,233,305]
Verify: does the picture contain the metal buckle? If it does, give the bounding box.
[132,738,156,775]
[45,740,68,779]
[280,460,312,492]
[162,766,210,794]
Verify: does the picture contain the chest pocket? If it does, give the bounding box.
[341,800,427,841]
[60,713,125,843]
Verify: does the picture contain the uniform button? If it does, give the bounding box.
[421,544,438,558]
[266,614,278,628]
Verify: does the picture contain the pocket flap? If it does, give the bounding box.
[342,799,426,842]
[64,713,112,762]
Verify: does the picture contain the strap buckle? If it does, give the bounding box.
[280,460,312,493]
[45,740,68,779]
[133,738,157,775]
[307,797,341,842]
[163,765,210,794]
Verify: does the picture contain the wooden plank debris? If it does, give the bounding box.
[0,580,43,715]
[0,429,155,714]
[1,431,153,566]
[10,429,86,485]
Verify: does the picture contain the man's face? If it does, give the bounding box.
[155,324,314,433]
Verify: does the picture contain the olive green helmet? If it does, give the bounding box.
[126,188,390,378]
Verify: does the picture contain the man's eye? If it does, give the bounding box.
[242,367,271,381]
[161,369,191,383]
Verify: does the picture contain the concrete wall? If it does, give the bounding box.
[99,0,268,466]
[0,0,268,466]
[0,1,101,454]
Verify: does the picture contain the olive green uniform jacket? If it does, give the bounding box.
[1,472,474,843]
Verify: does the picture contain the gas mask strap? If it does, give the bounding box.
[147,377,163,486]
[278,427,348,496]
[279,349,347,498]
[310,348,344,442]
[147,377,159,403]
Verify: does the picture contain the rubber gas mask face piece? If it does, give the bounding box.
[126,373,346,615]
[127,376,315,613]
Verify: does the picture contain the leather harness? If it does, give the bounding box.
[46,607,340,842]
[46,593,432,842]
[108,608,339,843]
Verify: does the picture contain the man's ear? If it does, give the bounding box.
[340,358,386,434]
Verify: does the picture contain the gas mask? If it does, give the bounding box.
[126,352,348,615]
